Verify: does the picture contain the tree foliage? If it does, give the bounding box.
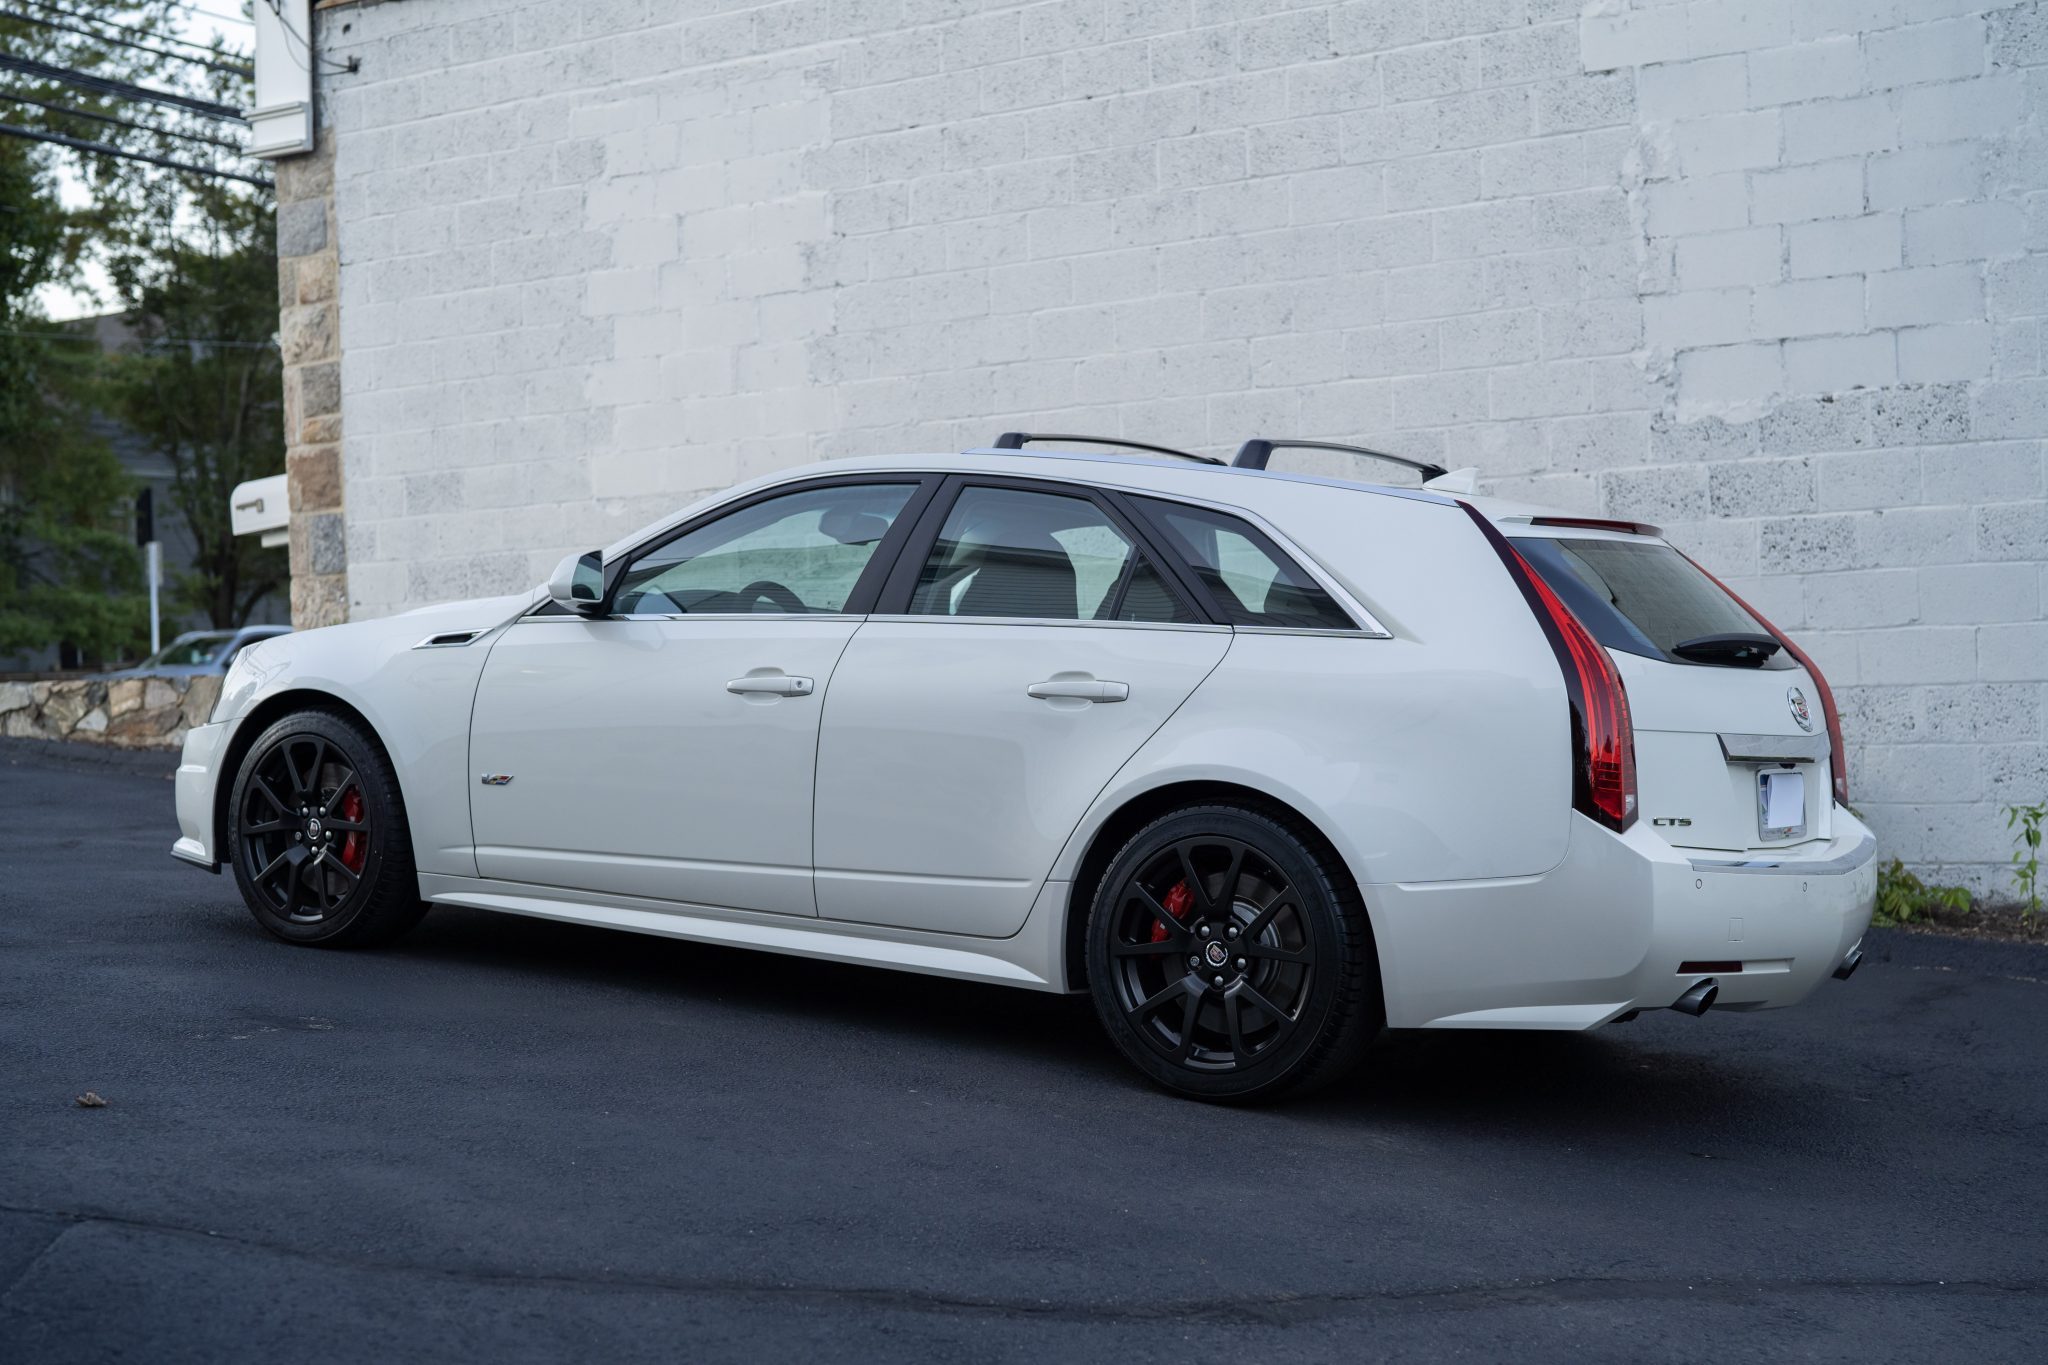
[100,187,285,628]
[0,3,280,654]
[0,130,145,663]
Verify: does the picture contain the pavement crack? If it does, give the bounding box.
[3,1201,2043,1324]
[0,1220,75,1312]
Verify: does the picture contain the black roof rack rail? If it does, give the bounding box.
[991,431,1224,466]
[1233,439,1448,483]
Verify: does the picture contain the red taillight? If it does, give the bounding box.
[1460,504,1638,833]
[1513,545,1639,831]
[1681,557,1849,806]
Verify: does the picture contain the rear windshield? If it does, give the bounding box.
[1508,537,1792,670]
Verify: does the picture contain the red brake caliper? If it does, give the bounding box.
[1151,880,1195,942]
[338,788,367,873]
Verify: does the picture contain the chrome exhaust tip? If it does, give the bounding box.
[1671,979,1719,1016]
[1833,947,1863,981]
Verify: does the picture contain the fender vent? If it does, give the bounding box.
[413,629,486,649]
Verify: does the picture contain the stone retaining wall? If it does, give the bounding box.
[0,676,222,749]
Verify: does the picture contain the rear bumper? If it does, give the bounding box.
[1372,808,1878,1030]
[171,719,234,873]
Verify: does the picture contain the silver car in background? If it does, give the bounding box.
[108,626,291,679]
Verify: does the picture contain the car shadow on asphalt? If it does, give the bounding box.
[1328,1025,1797,1133]
[311,903,1822,1147]
[385,902,1115,1058]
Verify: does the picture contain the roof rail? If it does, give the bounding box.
[1233,439,1448,482]
[990,431,1223,466]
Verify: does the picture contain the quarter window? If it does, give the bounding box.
[908,486,1194,623]
[613,483,916,616]
[1137,500,1355,630]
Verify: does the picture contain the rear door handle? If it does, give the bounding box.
[727,675,814,697]
[1027,679,1129,703]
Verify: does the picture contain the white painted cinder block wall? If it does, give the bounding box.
[315,0,2046,894]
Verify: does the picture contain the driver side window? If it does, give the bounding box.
[613,483,917,616]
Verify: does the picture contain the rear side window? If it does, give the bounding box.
[1135,500,1355,631]
[908,486,1195,623]
[1509,537,1792,670]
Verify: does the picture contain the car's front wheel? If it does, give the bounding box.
[1084,803,1381,1103]
[227,709,425,947]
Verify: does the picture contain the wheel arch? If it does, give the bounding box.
[1060,778,1378,994]
[212,688,397,862]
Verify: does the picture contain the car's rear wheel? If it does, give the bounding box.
[227,709,425,948]
[1084,803,1381,1103]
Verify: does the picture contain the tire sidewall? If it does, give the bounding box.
[1085,805,1363,1102]
[228,711,396,945]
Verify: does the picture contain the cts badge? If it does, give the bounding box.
[1786,686,1814,733]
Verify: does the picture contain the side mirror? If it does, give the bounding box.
[547,551,606,616]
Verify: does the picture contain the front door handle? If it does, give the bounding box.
[1027,679,1129,703]
[727,674,814,697]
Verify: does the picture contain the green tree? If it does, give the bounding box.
[100,186,285,628]
[0,3,279,641]
[0,134,145,664]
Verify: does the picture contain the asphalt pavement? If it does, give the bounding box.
[3,736,2044,1362]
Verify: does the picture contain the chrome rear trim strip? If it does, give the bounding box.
[1689,829,1877,877]
[1719,731,1831,763]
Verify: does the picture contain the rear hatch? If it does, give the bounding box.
[1506,527,1834,854]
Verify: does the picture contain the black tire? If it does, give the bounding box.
[1084,802,1382,1103]
[227,708,425,948]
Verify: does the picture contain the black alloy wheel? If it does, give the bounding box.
[1086,803,1381,1102]
[228,709,425,947]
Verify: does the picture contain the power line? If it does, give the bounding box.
[0,327,279,350]
[259,0,354,76]
[0,52,246,122]
[163,1,253,28]
[1,7,254,78]
[0,91,249,153]
[22,0,250,64]
[0,121,272,187]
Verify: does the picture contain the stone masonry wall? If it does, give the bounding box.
[277,127,349,629]
[0,677,223,749]
[312,0,2045,894]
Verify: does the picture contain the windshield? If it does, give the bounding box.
[1508,537,1792,670]
[150,635,234,668]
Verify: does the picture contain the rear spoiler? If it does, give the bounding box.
[1511,514,1665,538]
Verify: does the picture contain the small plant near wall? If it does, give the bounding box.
[1873,860,1972,927]
[2010,801,2046,917]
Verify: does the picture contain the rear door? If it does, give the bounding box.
[1508,530,1832,853]
[811,477,1230,937]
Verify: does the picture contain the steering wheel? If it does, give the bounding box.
[739,580,807,614]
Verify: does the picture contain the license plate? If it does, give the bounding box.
[1759,769,1806,841]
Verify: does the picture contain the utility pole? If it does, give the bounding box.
[146,540,162,656]
[136,488,161,656]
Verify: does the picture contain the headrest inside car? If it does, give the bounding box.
[820,507,891,546]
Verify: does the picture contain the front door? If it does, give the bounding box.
[468,478,928,915]
[812,480,1231,937]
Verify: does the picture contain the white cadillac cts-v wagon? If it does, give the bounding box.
[172,436,1877,1101]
